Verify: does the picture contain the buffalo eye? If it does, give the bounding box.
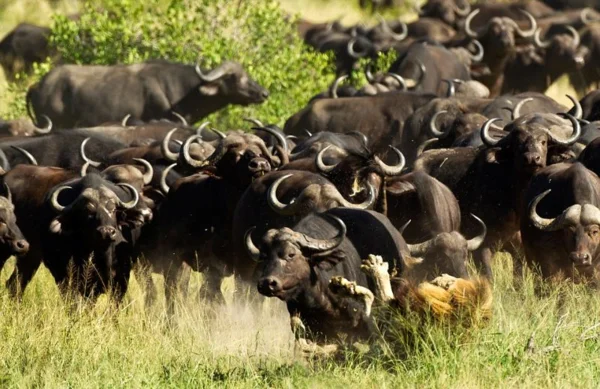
[540,140,546,146]
[591,228,599,237]
[287,252,296,260]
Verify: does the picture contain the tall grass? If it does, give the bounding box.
[1,253,600,387]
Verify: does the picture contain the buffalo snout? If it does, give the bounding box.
[257,276,282,296]
[570,251,592,266]
[523,152,543,168]
[97,226,118,242]
[248,158,271,177]
[12,239,29,256]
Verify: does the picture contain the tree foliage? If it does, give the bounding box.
[8,0,336,128]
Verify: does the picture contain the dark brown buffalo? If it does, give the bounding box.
[0,23,52,81]
[284,91,437,154]
[138,130,282,312]
[27,60,269,129]
[248,208,407,343]
[502,26,586,94]
[521,162,600,282]
[414,112,582,278]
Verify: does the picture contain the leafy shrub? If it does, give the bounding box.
[44,0,335,129]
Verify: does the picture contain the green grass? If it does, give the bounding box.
[1,253,600,388]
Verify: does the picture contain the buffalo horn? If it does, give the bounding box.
[567,94,583,120]
[132,158,154,185]
[347,38,368,59]
[469,40,484,62]
[464,9,481,38]
[466,214,487,251]
[160,163,177,195]
[417,138,439,157]
[546,113,581,146]
[378,15,408,41]
[512,97,534,120]
[442,79,455,97]
[50,185,72,212]
[480,117,504,147]
[33,115,52,135]
[245,227,261,262]
[374,146,406,176]
[116,183,140,209]
[11,146,38,166]
[171,111,188,127]
[330,74,348,98]
[429,110,451,137]
[243,118,264,128]
[316,145,337,173]
[454,1,471,17]
[297,214,346,253]
[252,126,289,153]
[181,135,206,168]
[161,128,180,162]
[195,62,237,83]
[80,138,102,168]
[121,114,131,127]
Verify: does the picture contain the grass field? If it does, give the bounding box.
[0,1,597,387]
[1,254,600,388]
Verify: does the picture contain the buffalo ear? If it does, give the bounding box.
[484,147,508,164]
[310,249,347,271]
[200,83,219,96]
[386,178,416,195]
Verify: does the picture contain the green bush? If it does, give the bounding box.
[44,0,335,129]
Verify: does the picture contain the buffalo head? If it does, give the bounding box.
[195,61,269,106]
[530,189,600,267]
[0,183,28,259]
[248,215,346,300]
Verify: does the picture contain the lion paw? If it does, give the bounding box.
[329,276,358,296]
[361,254,389,276]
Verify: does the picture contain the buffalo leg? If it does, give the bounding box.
[473,246,494,281]
[198,265,225,304]
[164,261,185,316]
[133,258,157,308]
[6,253,42,299]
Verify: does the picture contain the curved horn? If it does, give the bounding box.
[330,74,348,98]
[316,145,337,173]
[513,97,534,120]
[116,183,140,209]
[378,15,407,41]
[466,214,487,251]
[564,25,581,49]
[529,189,567,231]
[243,118,264,128]
[534,28,552,48]
[267,174,296,215]
[454,1,471,17]
[347,38,368,59]
[210,128,227,139]
[161,128,180,162]
[181,135,206,168]
[581,7,600,25]
[33,115,52,135]
[171,111,188,127]
[386,72,407,91]
[429,110,451,138]
[513,10,537,38]
[547,113,581,146]
[399,219,411,234]
[80,138,101,168]
[407,59,426,89]
[304,129,313,137]
[252,126,289,153]
[297,215,347,253]
[50,185,72,212]
[480,118,505,147]
[365,65,374,83]
[469,39,484,62]
[567,94,583,120]
[245,227,261,262]
[417,138,439,157]
[349,131,368,146]
[11,146,37,166]
[80,162,90,177]
[160,163,177,195]
[374,146,405,176]
[339,181,376,209]
[195,62,236,83]
[407,236,436,257]
[195,121,211,137]
[132,158,154,185]
[464,9,481,38]
[121,114,131,127]
[442,79,455,97]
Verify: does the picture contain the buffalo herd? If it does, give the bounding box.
[1,0,600,355]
